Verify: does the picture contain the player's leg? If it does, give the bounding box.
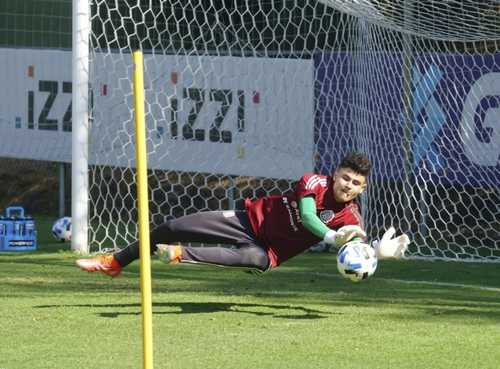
[122,210,270,271]
[76,210,268,275]
[114,210,258,264]
[157,243,270,272]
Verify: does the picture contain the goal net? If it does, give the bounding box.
[88,0,500,261]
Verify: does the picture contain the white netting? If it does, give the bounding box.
[89,0,500,261]
[322,0,500,41]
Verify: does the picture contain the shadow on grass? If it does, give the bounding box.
[5,252,500,323]
[33,301,333,319]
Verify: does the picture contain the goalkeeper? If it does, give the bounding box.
[76,152,409,277]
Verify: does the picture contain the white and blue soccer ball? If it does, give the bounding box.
[52,217,72,242]
[337,240,377,282]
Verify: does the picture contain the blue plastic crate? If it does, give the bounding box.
[0,206,37,251]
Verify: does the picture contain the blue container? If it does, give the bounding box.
[0,219,5,249]
[0,206,37,251]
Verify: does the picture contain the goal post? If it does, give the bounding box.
[71,0,90,254]
[80,0,500,262]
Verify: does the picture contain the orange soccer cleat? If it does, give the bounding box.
[155,244,183,264]
[76,254,122,277]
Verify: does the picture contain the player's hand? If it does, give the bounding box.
[323,225,366,247]
[372,227,409,259]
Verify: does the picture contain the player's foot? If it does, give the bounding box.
[76,254,122,277]
[156,244,182,264]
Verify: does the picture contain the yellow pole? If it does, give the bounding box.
[132,50,154,369]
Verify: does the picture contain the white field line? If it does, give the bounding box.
[376,277,500,293]
[303,271,500,293]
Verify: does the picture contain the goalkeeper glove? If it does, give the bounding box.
[372,227,409,259]
[323,225,366,247]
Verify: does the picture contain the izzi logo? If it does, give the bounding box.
[156,71,260,144]
[25,64,73,132]
[27,80,73,132]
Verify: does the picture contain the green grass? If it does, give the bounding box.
[1,218,500,369]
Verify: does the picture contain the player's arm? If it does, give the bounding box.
[298,196,365,247]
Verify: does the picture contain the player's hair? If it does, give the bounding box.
[338,152,371,177]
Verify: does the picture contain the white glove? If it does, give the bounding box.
[323,225,366,247]
[372,227,410,259]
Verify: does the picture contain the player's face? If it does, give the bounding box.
[332,167,367,203]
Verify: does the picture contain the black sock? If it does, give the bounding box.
[113,241,140,267]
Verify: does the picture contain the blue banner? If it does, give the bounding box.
[314,52,500,187]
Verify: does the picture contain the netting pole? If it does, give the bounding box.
[401,0,415,234]
[71,0,89,253]
[228,176,236,209]
[132,50,154,369]
[59,163,66,218]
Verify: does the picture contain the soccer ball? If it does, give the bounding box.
[337,240,377,282]
[52,217,72,242]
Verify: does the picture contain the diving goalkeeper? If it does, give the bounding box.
[76,152,409,277]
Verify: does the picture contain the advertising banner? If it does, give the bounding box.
[0,48,315,179]
[314,52,500,187]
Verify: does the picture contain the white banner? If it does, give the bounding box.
[0,48,314,179]
[0,48,72,162]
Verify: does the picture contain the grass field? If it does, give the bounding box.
[1,218,500,369]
